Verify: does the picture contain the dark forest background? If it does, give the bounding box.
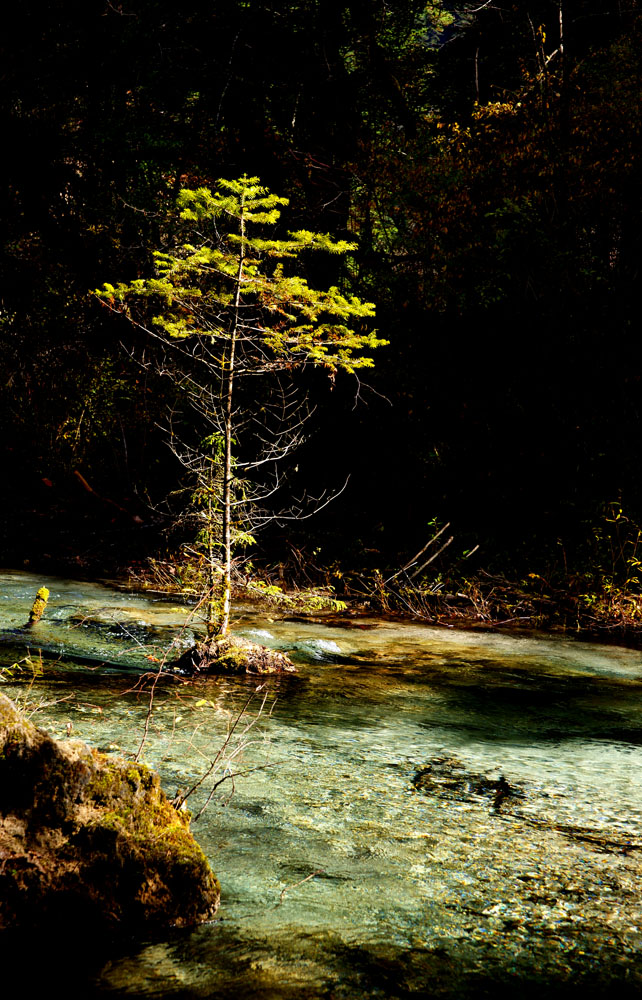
[2,1,642,620]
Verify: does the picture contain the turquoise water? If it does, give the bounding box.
[3,571,642,996]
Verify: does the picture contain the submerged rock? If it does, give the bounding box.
[413,756,525,810]
[0,693,220,935]
[174,633,296,675]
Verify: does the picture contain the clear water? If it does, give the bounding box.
[3,570,642,996]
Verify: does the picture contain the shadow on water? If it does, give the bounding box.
[28,922,641,1000]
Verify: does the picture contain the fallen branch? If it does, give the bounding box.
[381,522,451,588]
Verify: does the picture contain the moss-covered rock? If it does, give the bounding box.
[0,693,220,934]
[175,634,296,675]
[26,585,49,627]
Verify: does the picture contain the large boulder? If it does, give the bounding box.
[0,693,220,934]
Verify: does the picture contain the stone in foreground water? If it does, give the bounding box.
[0,692,220,934]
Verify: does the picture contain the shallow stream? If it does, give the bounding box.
[3,570,642,997]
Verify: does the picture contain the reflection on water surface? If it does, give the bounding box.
[2,570,642,997]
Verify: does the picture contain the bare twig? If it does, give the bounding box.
[277,869,326,905]
[192,759,282,822]
[173,684,272,811]
[132,589,214,761]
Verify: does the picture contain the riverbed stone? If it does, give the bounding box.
[174,633,296,675]
[0,693,220,934]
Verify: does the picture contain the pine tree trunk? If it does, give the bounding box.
[219,369,234,636]
[206,479,217,639]
[219,196,245,636]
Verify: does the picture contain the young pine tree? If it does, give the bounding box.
[95,176,383,670]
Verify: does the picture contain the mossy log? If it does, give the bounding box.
[0,693,220,935]
[175,634,296,675]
